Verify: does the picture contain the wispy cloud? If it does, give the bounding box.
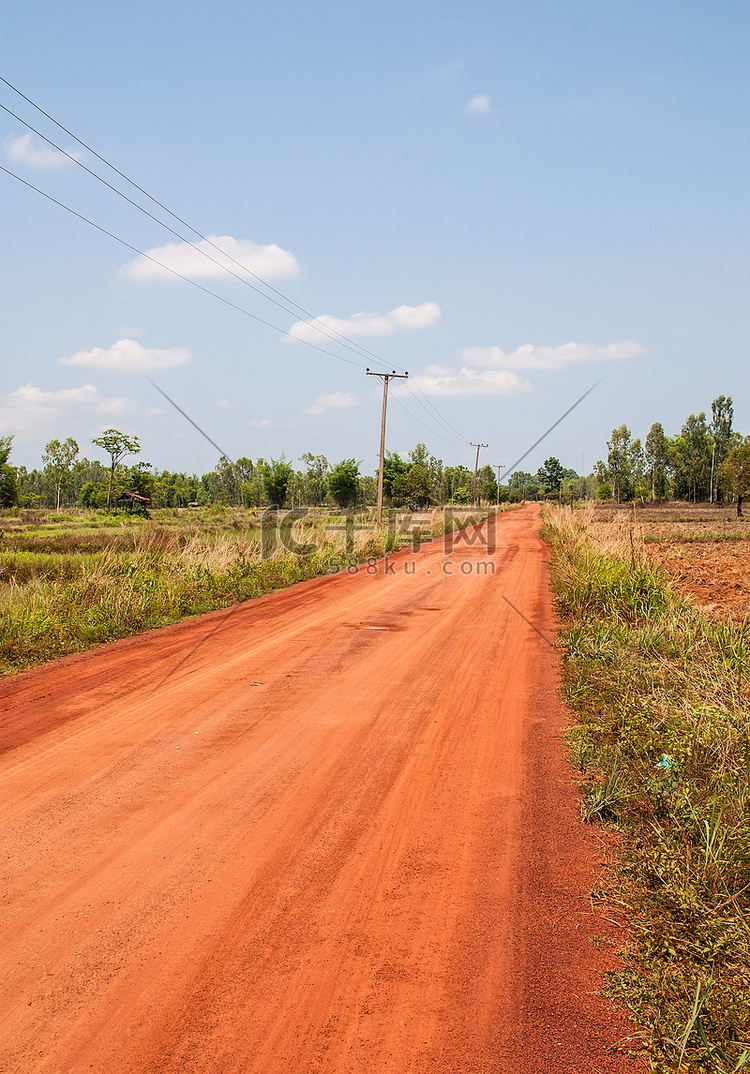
[467,94,492,114]
[303,391,359,416]
[3,132,84,169]
[0,383,130,439]
[248,418,273,428]
[399,366,529,397]
[399,338,644,397]
[58,338,192,371]
[461,339,645,370]
[119,235,299,281]
[287,302,441,342]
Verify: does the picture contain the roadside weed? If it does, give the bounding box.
[544,505,750,1073]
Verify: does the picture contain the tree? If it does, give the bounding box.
[42,437,79,510]
[0,436,19,508]
[382,452,409,500]
[597,425,643,502]
[91,429,141,509]
[299,453,330,506]
[328,459,361,507]
[537,457,565,494]
[391,463,432,508]
[644,423,669,500]
[720,438,750,509]
[710,396,739,501]
[257,456,293,508]
[443,464,472,504]
[673,413,711,502]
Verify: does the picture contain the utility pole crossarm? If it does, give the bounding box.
[366,368,409,526]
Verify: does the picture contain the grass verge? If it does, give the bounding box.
[1,506,499,675]
[543,505,750,1074]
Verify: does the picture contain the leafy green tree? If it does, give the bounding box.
[72,458,108,502]
[672,413,711,502]
[299,453,330,505]
[42,437,79,510]
[391,463,432,508]
[644,422,669,500]
[0,436,19,507]
[91,429,141,509]
[709,396,740,500]
[478,463,497,504]
[537,457,565,494]
[359,474,377,505]
[597,425,643,502]
[124,462,156,500]
[329,459,361,507]
[80,481,109,508]
[443,464,472,504]
[257,456,293,508]
[720,438,750,510]
[16,466,44,507]
[383,452,409,500]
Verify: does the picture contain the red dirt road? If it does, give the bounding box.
[0,507,638,1073]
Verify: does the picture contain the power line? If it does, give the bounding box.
[145,377,234,463]
[0,163,370,371]
[0,75,483,450]
[405,379,472,443]
[498,380,602,483]
[0,77,397,373]
[388,393,467,446]
[2,158,478,452]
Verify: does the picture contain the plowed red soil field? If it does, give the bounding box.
[0,506,639,1073]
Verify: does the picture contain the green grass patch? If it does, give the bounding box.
[1,505,502,674]
[543,505,750,1073]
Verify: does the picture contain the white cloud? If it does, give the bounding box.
[119,235,299,281]
[0,383,130,439]
[216,398,230,408]
[397,338,644,398]
[3,132,84,169]
[467,94,492,114]
[303,391,359,415]
[58,338,192,371]
[319,392,358,408]
[249,418,272,428]
[399,365,530,397]
[460,339,646,371]
[287,302,441,342]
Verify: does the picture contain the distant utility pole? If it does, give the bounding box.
[470,443,488,507]
[366,368,409,525]
[496,464,502,507]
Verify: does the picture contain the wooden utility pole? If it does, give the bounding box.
[496,464,502,507]
[366,368,409,525]
[470,442,488,506]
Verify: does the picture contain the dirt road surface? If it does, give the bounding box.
[1,506,638,1073]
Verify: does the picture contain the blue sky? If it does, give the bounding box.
[1,0,748,479]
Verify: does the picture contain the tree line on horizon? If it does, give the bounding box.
[595,395,750,504]
[0,434,525,511]
[1,392,748,511]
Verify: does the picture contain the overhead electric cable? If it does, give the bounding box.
[0,75,484,447]
[0,99,397,372]
[145,377,234,463]
[0,164,370,371]
[403,380,472,443]
[0,77,399,373]
[498,379,602,483]
[388,394,467,446]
